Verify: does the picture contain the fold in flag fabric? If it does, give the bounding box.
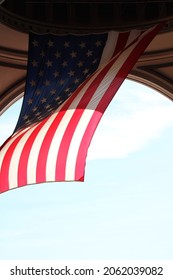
[0,23,164,193]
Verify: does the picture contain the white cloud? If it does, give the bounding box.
[88,82,173,160]
[0,123,15,145]
[0,99,22,146]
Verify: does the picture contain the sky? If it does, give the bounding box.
[0,79,173,260]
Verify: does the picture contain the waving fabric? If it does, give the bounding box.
[0,23,164,193]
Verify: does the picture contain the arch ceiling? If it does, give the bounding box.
[0,1,173,114]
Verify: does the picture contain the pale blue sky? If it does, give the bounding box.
[0,79,173,259]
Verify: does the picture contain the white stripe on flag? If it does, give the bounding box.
[98,31,119,68]
[8,125,40,189]
[125,29,142,47]
[65,109,95,180]
[45,109,76,182]
[26,113,58,185]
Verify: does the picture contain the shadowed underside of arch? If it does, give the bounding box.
[0,1,173,114]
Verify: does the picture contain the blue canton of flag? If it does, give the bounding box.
[14,33,108,132]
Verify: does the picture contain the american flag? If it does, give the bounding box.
[0,23,164,193]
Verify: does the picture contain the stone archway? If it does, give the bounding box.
[0,1,173,113]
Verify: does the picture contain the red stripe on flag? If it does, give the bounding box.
[113,32,130,57]
[17,118,48,187]
[75,110,102,181]
[55,109,84,180]
[36,111,68,183]
[0,131,27,192]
